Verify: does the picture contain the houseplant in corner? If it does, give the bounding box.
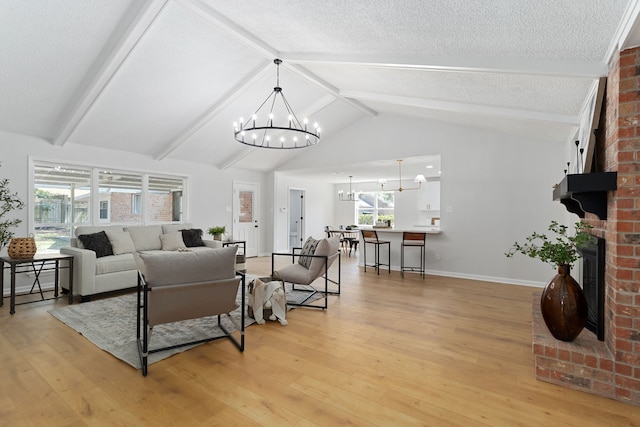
[506,221,593,341]
[207,226,226,241]
[0,163,26,253]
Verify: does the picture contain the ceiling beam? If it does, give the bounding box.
[176,0,277,59]
[154,60,272,160]
[51,0,169,146]
[177,0,376,118]
[341,90,580,125]
[282,53,608,79]
[286,64,377,117]
[610,0,640,53]
[217,146,254,170]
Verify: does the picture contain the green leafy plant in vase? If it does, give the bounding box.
[505,221,593,268]
[506,220,593,342]
[207,226,226,241]
[0,163,25,251]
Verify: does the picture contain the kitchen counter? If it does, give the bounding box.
[357,227,442,271]
[359,227,442,235]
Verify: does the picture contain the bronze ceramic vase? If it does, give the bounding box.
[540,264,588,341]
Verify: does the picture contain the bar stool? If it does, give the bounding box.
[361,230,390,275]
[401,232,426,278]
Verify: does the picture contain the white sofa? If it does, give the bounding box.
[59,223,240,301]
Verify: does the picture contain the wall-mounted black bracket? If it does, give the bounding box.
[553,172,617,220]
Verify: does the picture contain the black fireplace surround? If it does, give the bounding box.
[577,235,606,341]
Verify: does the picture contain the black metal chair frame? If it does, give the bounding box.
[362,230,391,275]
[271,248,341,310]
[136,271,246,376]
[401,232,426,278]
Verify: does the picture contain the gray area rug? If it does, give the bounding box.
[48,278,323,369]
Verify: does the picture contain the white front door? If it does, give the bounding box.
[233,182,259,257]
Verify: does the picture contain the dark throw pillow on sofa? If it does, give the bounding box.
[78,231,114,258]
[181,228,205,247]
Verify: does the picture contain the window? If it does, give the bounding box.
[148,175,183,222]
[33,161,186,253]
[99,170,143,221]
[238,191,253,223]
[33,163,91,253]
[356,191,394,226]
[132,194,142,215]
[99,200,109,220]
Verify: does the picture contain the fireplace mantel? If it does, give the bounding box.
[552,172,617,220]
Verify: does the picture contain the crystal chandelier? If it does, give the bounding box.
[338,175,358,201]
[379,160,427,192]
[233,59,321,149]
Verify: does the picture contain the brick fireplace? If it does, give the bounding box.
[533,47,640,406]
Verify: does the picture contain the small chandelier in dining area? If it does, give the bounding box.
[378,159,426,192]
[338,175,358,201]
[233,59,321,149]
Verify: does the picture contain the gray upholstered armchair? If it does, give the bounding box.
[134,246,244,376]
[271,236,341,309]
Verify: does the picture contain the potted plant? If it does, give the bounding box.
[506,221,593,341]
[505,221,593,267]
[0,163,25,251]
[207,226,226,241]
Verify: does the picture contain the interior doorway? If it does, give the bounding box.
[288,188,305,250]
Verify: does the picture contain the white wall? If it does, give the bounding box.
[276,113,573,286]
[1,108,577,289]
[0,131,268,286]
[272,172,336,252]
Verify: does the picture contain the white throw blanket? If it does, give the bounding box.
[249,278,287,326]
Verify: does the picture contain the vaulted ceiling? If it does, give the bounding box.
[2,0,640,180]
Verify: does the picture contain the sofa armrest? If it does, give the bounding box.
[60,246,97,296]
[203,240,222,249]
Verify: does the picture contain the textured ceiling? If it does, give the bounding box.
[1,0,639,181]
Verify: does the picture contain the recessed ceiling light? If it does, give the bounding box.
[426,165,434,169]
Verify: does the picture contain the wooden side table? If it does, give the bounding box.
[0,253,74,314]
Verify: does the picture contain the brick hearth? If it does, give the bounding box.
[533,47,640,406]
[533,295,616,398]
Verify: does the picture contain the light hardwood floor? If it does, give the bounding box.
[1,254,639,426]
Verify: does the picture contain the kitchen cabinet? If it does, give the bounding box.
[419,180,440,211]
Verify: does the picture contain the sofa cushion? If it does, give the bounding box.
[78,231,114,258]
[75,225,125,248]
[125,225,163,251]
[180,228,205,247]
[160,232,186,251]
[95,253,137,275]
[134,246,237,286]
[105,230,136,255]
[162,223,193,234]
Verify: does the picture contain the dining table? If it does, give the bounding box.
[326,229,360,256]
